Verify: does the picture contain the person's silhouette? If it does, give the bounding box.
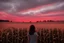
[28,25,38,43]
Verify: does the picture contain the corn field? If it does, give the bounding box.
[0,27,64,43]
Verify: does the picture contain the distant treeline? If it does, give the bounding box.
[0,20,9,22]
[0,20,64,22]
[36,20,64,22]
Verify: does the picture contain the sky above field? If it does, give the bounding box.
[0,0,64,22]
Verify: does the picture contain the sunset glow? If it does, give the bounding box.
[0,0,64,22]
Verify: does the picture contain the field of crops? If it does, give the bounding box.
[0,22,64,43]
[0,27,64,43]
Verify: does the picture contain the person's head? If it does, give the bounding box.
[29,25,35,35]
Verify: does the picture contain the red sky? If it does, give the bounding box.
[0,2,64,22]
[0,11,64,22]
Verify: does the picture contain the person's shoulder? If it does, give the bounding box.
[34,32,38,36]
[27,33,29,36]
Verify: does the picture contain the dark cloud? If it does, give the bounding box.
[0,0,64,16]
[0,0,10,2]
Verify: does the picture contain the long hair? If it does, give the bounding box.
[29,25,35,35]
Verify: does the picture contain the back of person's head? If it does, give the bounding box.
[29,25,35,35]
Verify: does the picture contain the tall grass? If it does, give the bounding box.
[0,27,64,43]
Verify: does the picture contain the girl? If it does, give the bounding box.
[28,25,38,43]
